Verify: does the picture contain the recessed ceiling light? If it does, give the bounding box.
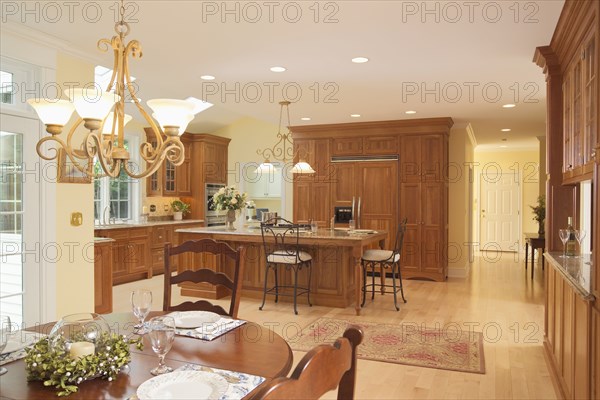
[405,110,417,114]
[200,75,215,80]
[502,138,507,141]
[351,57,369,63]
[270,66,286,72]
[502,104,516,108]
[501,128,511,132]
[185,96,214,115]
[350,114,361,118]
[500,145,508,148]
[300,117,311,121]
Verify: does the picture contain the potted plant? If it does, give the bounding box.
[530,195,545,235]
[171,200,191,221]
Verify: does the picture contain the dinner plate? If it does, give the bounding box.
[168,311,221,329]
[137,371,229,400]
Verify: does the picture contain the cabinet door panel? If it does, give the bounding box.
[422,226,442,273]
[294,182,311,224]
[127,238,149,275]
[400,183,421,270]
[421,135,443,181]
[313,139,331,179]
[332,163,356,207]
[311,183,331,227]
[364,136,398,155]
[592,309,600,400]
[332,137,362,156]
[400,136,421,183]
[359,161,397,246]
[573,295,590,400]
[562,286,574,398]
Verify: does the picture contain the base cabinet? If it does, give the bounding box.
[94,241,113,314]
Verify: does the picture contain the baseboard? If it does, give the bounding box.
[447,263,470,278]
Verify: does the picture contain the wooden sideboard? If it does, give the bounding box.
[534,1,599,398]
[291,118,453,282]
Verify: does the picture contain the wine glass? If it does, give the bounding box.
[558,229,569,257]
[575,230,587,257]
[148,316,175,375]
[131,289,152,334]
[0,316,12,375]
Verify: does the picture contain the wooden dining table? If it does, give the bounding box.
[0,312,293,399]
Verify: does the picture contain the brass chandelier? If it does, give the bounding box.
[27,0,194,179]
[256,101,315,174]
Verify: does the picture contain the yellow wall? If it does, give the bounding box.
[448,125,476,276]
[474,149,540,245]
[211,117,292,218]
[54,52,95,317]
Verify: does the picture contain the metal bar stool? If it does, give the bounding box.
[361,218,408,311]
[259,217,313,315]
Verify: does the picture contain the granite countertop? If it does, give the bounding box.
[175,225,383,241]
[94,219,204,230]
[544,252,595,301]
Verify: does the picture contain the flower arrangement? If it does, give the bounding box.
[171,200,191,215]
[245,200,256,209]
[25,333,142,397]
[212,186,248,211]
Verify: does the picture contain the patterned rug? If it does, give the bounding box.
[290,317,485,374]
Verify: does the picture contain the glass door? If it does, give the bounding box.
[0,113,42,327]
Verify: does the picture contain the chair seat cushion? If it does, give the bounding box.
[361,249,399,263]
[267,250,312,264]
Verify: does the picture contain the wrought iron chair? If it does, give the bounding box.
[163,239,245,318]
[360,218,408,311]
[250,325,363,400]
[259,217,312,315]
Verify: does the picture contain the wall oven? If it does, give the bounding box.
[205,183,226,227]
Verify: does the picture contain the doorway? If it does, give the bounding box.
[479,172,521,252]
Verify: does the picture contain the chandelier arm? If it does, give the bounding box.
[87,133,121,179]
[35,136,65,161]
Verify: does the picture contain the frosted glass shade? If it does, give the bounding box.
[65,88,120,121]
[26,99,74,126]
[101,113,132,135]
[147,99,195,129]
[291,161,316,174]
[153,113,194,135]
[255,161,275,174]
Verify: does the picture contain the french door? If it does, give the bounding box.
[0,113,42,326]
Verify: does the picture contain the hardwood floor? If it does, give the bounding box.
[113,253,557,399]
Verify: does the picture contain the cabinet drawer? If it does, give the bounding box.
[151,248,166,268]
[152,226,172,244]
[128,228,149,239]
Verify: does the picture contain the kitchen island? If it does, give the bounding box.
[175,226,387,315]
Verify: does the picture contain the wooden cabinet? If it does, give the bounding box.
[146,132,193,197]
[331,161,398,247]
[293,139,332,227]
[96,227,150,285]
[592,308,600,400]
[399,135,447,281]
[150,226,173,276]
[562,25,597,184]
[332,136,398,156]
[247,168,282,199]
[94,240,113,314]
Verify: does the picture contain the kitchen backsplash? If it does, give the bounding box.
[143,197,181,218]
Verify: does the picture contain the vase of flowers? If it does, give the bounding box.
[212,186,248,230]
[530,195,545,235]
[245,200,256,220]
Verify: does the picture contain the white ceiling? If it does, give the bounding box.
[3,1,564,149]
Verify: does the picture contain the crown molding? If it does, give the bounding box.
[466,123,477,148]
[1,21,103,65]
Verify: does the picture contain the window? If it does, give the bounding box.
[93,140,139,222]
[1,70,14,105]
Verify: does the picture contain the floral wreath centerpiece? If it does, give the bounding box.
[24,313,142,397]
[212,185,248,230]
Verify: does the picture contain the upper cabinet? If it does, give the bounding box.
[247,168,282,199]
[563,26,597,184]
[332,136,398,156]
[145,130,193,197]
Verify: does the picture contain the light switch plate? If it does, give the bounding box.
[70,212,83,227]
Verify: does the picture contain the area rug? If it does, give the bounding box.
[289,317,485,374]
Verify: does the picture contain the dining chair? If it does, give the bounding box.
[361,218,408,311]
[163,239,246,318]
[250,325,363,400]
[259,217,312,315]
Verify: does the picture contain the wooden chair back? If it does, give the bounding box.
[163,239,246,318]
[393,217,408,256]
[251,325,363,400]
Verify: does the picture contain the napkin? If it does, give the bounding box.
[0,331,47,366]
[175,318,246,341]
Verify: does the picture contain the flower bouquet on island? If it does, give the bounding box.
[212,186,248,229]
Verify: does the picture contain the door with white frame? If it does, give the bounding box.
[480,172,520,252]
[0,113,42,327]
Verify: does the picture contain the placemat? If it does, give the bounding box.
[0,331,47,366]
[175,318,246,341]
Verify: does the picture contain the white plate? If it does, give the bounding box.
[137,371,229,400]
[168,311,221,329]
[1,331,40,355]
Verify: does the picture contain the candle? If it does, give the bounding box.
[69,341,95,358]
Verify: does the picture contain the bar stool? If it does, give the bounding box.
[361,218,408,311]
[259,217,313,315]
